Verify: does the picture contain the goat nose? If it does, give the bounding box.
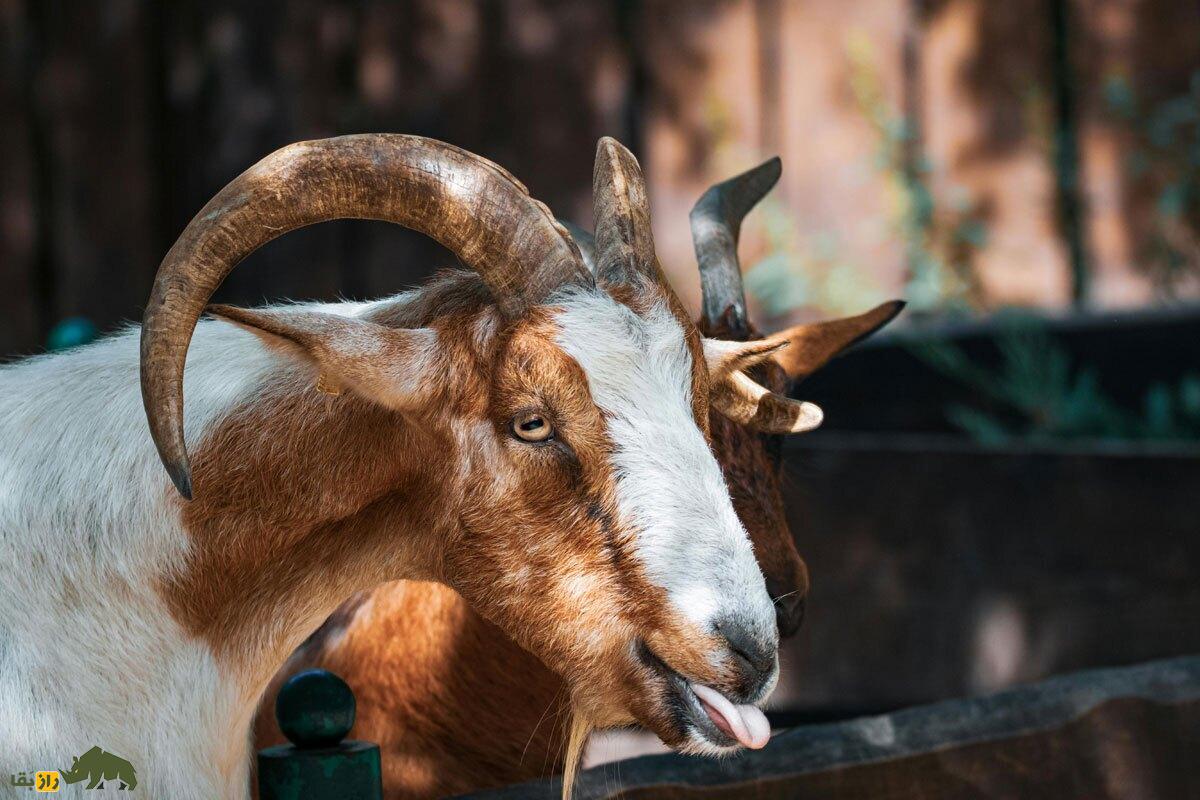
[774,593,806,638]
[714,618,776,684]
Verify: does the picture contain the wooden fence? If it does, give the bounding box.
[1,0,655,358]
[3,0,1198,359]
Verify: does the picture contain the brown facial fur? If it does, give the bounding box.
[440,291,735,736]
[252,309,813,799]
[165,272,748,755]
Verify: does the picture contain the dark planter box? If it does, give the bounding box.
[801,304,1200,436]
[773,436,1200,719]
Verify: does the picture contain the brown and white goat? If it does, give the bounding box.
[0,135,856,798]
[255,159,903,798]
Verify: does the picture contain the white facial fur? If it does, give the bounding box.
[553,290,778,663]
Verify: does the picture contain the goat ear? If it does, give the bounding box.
[206,304,439,408]
[769,300,904,381]
[702,337,789,378]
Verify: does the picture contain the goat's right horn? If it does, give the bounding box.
[141,134,590,500]
[691,157,781,336]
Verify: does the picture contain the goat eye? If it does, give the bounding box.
[511,412,553,443]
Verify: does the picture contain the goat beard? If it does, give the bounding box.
[561,709,593,800]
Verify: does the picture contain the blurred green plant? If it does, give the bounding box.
[739,33,990,320]
[744,201,889,318]
[1104,69,1200,295]
[914,319,1200,443]
[701,87,892,319]
[845,33,987,312]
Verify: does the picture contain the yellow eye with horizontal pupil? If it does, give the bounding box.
[511,412,553,442]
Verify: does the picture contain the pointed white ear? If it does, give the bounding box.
[702,337,789,379]
[207,304,440,410]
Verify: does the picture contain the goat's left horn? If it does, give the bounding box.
[691,157,781,336]
[591,137,666,288]
[141,134,590,500]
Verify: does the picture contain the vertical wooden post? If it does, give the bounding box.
[1050,0,1090,305]
[755,0,783,155]
[615,0,647,157]
[901,0,930,290]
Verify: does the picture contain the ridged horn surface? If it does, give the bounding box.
[691,157,781,335]
[141,134,590,499]
[591,137,662,287]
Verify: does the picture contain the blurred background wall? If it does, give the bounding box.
[3,0,1199,743]
[3,0,1199,359]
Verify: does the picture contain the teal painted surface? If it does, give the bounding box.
[257,669,382,800]
[46,317,99,351]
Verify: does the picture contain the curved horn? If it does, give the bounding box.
[592,137,663,287]
[141,134,590,499]
[691,157,781,335]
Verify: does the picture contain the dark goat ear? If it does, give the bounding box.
[770,301,905,381]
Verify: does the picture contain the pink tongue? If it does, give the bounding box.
[690,683,771,749]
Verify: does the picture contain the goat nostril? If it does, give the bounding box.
[715,620,776,678]
[732,644,773,677]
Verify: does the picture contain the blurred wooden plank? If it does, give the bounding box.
[777,441,1200,712]
[1074,0,1200,306]
[0,0,44,358]
[28,2,159,335]
[463,656,1200,799]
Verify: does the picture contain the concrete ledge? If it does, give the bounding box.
[460,655,1200,799]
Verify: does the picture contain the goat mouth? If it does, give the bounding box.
[636,642,771,751]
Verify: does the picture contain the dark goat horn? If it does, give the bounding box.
[141,134,590,499]
[691,157,782,336]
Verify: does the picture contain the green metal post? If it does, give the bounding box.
[257,669,383,800]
